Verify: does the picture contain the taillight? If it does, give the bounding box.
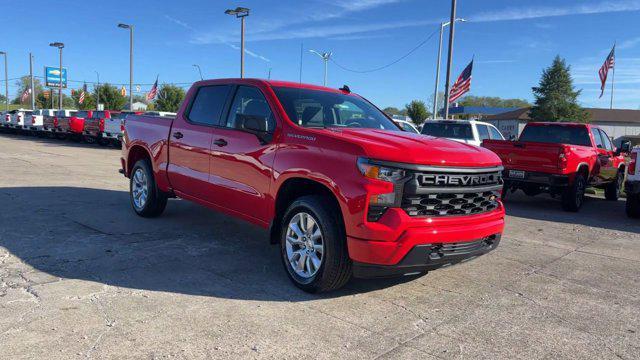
[120,122,125,132]
[630,152,637,175]
[31,116,36,124]
[99,118,105,132]
[5,114,9,122]
[53,117,59,127]
[558,146,569,170]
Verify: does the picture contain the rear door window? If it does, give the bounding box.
[187,85,231,126]
[592,128,605,149]
[476,124,491,141]
[598,129,614,151]
[489,126,504,140]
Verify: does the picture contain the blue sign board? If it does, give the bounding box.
[45,66,68,88]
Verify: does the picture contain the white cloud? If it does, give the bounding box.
[619,37,640,50]
[164,15,195,31]
[470,0,640,22]
[225,43,271,62]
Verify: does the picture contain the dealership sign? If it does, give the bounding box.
[45,66,68,88]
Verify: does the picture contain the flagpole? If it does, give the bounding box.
[610,42,616,110]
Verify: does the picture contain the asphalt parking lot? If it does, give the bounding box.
[0,133,639,359]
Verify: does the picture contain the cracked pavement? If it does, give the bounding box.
[0,133,639,359]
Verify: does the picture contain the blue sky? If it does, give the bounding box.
[3,0,640,109]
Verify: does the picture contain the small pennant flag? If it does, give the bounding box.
[20,88,31,103]
[121,86,127,97]
[599,44,615,98]
[449,59,473,103]
[146,76,159,101]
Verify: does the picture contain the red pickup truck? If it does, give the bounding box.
[121,79,505,292]
[483,122,628,212]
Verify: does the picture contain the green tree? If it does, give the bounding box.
[382,106,406,117]
[71,88,96,110]
[404,100,430,125]
[94,84,126,110]
[154,84,186,112]
[530,56,589,122]
[12,76,44,106]
[459,95,530,108]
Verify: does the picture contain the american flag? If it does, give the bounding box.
[79,90,85,104]
[599,44,615,98]
[449,59,473,103]
[20,88,31,103]
[147,76,158,101]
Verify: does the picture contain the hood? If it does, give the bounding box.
[327,128,502,168]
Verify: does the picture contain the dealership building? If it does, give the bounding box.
[484,107,640,145]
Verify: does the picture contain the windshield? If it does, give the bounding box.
[519,125,591,146]
[421,122,473,140]
[273,87,400,131]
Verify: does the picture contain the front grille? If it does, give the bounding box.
[403,191,500,216]
[427,235,497,260]
[400,166,503,217]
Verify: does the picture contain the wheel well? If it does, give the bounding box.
[577,164,589,178]
[127,145,151,176]
[270,178,343,244]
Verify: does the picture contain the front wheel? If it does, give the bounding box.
[604,171,624,201]
[562,173,586,212]
[129,159,167,217]
[627,193,640,218]
[280,195,351,293]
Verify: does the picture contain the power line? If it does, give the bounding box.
[330,27,440,74]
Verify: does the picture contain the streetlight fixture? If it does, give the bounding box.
[224,7,250,78]
[118,23,134,110]
[192,64,203,80]
[0,51,7,112]
[49,42,64,110]
[432,18,466,119]
[309,50,332,86]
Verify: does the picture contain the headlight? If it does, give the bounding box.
[357,158,405,183]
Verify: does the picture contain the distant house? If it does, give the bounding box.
[484,107,640,145]
[124,101,148,111]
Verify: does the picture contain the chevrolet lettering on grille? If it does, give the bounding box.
[419,173,500,187]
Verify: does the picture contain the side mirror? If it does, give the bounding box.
[616,140,631,156]
[238,115,272,144]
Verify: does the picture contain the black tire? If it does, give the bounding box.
[627,193,640,219]
[97,137,110,146]
[562,173,586,212]
[604,170,624,201]
[280,195,351,293]
[129,159,167,217]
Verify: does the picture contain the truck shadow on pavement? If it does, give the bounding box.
[0,186,414,301]
[503,191,639,233]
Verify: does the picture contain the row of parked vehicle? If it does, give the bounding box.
[1,108,176,146]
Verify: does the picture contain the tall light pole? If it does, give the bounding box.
[49,42,64,110]
[118,23,134,110]
[433,18,465,119]
[95,71,100,110]
[225,7,250,78]
[29,53,35,110]
[309,50,332,86]
[192,64,203,80]
[0,52,7,112]
[443,0,458,119]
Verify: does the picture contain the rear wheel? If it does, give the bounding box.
[604,170,624,201]
[627,193,640,218]
[130,159,167,217]
[280,195,351,293]
[562,173,586,212]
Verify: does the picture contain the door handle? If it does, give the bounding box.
[214,138,228,147]
[173,131,183,139]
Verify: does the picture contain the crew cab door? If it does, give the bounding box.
[167,85,232,200]
[207,85,277,224]
[594,128,617,182]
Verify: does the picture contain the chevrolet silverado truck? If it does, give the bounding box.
[121,79,505,292]
[626,146,639,218]
[83,110,118,145]
[43,109,77,139]
[483,122,628,212]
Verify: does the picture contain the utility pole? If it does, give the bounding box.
[0,52,7,112]
[118,23,134,110]
[443,0,457,119]
[49,42,64,110]
[433,18,465,119]
[225,7,250,78]
[610,42,616,110]
[95,71,100,110]
[29,53,35,110]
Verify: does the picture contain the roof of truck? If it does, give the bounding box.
[192,78,350,94]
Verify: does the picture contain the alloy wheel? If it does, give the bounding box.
[285,212,324,279]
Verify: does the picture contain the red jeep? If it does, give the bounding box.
[483,122,628,211]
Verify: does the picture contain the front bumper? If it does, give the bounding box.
[353,234,501,278]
